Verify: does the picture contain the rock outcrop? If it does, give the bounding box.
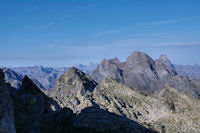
[49,67,97,112]
[91,78,200,132]
[13,76,61,133]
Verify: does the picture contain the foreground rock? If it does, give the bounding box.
[13,76,62,133]
[92,78,200,132]
[73,106,155,133]
[0,69,16,133]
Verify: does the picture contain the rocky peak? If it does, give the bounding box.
[19,75,42,94]
[126,51,154,65]
[155,55,177,80]
[55,67,97,96]
[50,67,96,112]
[14,75,61,133]
[109,57,121,64]
[92,59,123,83]
[158,55,173,67]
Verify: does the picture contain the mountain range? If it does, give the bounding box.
[1,51,200,133]
[2,58,200,92]
[92,51,200,98]
[0,63,97,91]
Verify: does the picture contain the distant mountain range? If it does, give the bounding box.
[173,64,200,80]
[1,56,200,92]
[0,63,98,90]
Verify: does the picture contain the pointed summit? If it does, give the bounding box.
[54,67,97,96]
[158,55,172,67]
[20,75,42,94]
[157,54,176,73]
[50,67,97,112]
[92,59,123,83]
[126,51,154,64]
[15,76,61,133]
[109,57,121,64]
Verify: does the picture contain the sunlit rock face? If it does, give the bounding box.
[92,58,123,83]
[49,67,97,113]
[91,78,200,132]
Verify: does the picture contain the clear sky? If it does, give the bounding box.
[0,0,200,67]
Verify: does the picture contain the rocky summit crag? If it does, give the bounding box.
[49,67,97,113]
[92,51,200,99]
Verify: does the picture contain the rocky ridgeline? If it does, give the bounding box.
[1,51,200,133]
[49,67,97,113]
[49,62,200,132]
[92,51,200,99]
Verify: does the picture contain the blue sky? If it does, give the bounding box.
[0,0,200,67]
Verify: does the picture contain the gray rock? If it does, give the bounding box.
[92,77,200,133]
[1,67,23,89]
[49,67,97,112]
[92,59,123,83]
[92,51,200,98]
